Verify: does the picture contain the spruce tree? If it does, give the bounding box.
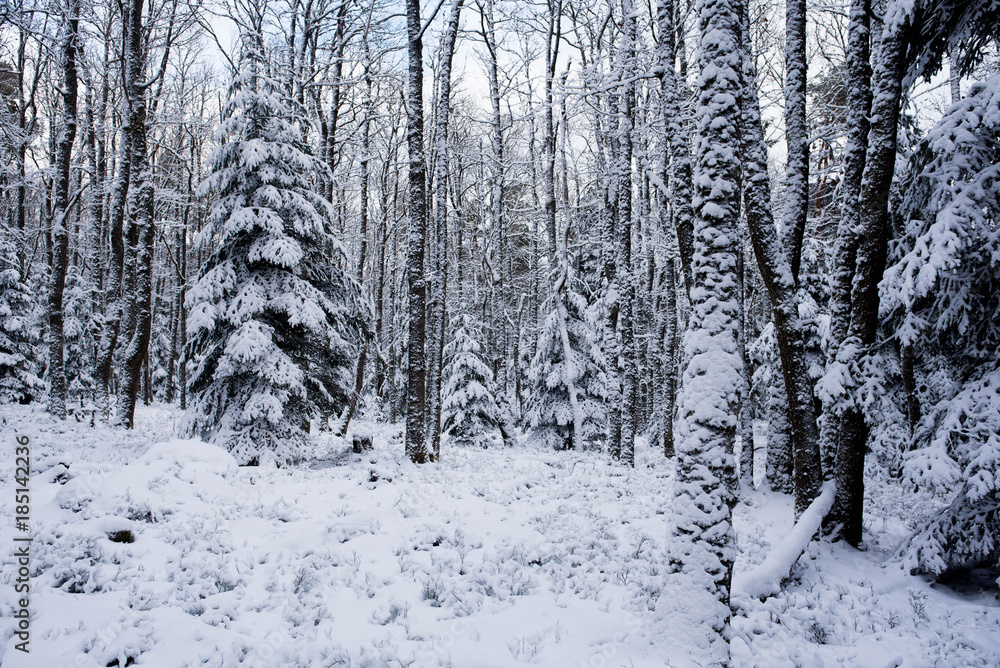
[887,75,1000,575]
[184,32,364,465]
[0,231,42,404]
[441,313,504,448]
[526,263,606,451]
[63,266,96,409]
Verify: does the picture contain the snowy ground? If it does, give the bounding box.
[1,404,998,667]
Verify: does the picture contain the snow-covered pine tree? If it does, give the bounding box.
[184,31,364,465]
[441,313,504,448]
[0,230,42,404]
[526,262,606,451]
[63,265,96,409]
[886,74,1000,577]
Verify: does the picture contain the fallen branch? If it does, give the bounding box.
[734,480,836,599]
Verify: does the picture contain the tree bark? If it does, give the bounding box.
[425,0,464,461]
[47,0,80,419]
[673,0,744,657]
[116,0,156,429]
[822,0,871,485]
[405,0,429,464]
[781,0,809,282]
[738,0,822,512]
[830,11,906,545]
[617,0,638,467]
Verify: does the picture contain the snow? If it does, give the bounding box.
[734,481,835,599]
[2,404,999,666]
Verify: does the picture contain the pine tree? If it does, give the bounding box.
[441,313,504,448]
[526,263,606,451]
[63,265,96,409]
[0,231,42,404]
[184,32,364,465]
[887,74,1000,575]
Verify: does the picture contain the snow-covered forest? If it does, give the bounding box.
[1,0,999,664]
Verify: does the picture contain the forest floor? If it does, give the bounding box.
[1,404,998,667]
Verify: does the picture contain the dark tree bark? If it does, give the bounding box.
[830,12,907,545]
[781,0,809,282]
[47,0,80,419]
[404,0,429,464]
[821,0,872,487]
[116,0,156,429]
[738,0,822,512]
[617,0,638,467]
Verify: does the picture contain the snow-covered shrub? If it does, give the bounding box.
[183,30,365,465]
[441,313,504,448]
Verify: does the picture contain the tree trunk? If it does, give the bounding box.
[425,0,464,461]
[405,0,429,464]
[47,0,80,420]
[617,0,638,467]
[781,0,809,282]
[542,0,562,260]
[659,0,695,297]
[116,0,156,429]
[672,0,743,658]
[830,11,906,545]
[738,0,822,512]
[821,0,870,488]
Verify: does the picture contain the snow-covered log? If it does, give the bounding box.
[734,480,836,599]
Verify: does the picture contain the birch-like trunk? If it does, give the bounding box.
[426,0,464,461]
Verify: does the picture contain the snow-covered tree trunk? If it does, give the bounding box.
[830,5,907,546]
[426,0,464,461]
[738,0,821,511]
[738,243,754,489]
[340,36,376,439]
[616,0,638,467]
[660,0,695,297]
[405,0,430,464]
[542,0,562,260]
[47,0,80,419]
[821,0,870,493]
[95,123,130,423]
[480,0,509,404]
[765,367,794,492]
[653,0,683,457]
[82,67,104,304]
[117,0,157,429]
[669,0,743,658]
[781,0,808,281]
